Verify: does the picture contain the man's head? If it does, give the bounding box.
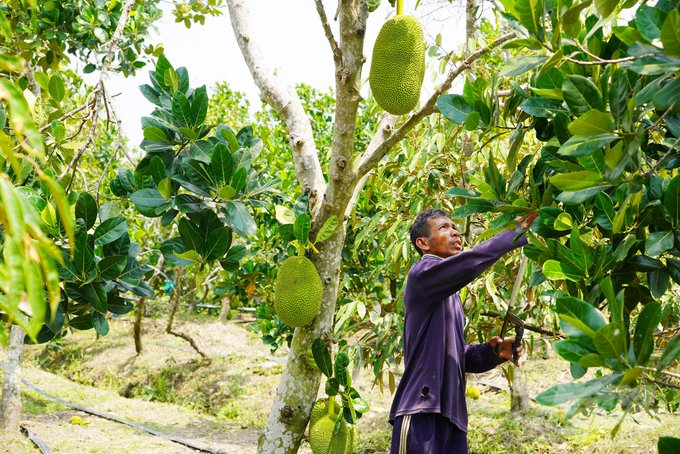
[410,209,462,258]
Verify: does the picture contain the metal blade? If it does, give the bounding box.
[507,253,529,311]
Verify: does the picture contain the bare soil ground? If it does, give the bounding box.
[2,313,679,454]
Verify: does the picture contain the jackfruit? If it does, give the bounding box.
[347,425,358,454]
[310,398,336,429]
[274,256,323,327]
[369,15,426,115]
[309,414,350,454]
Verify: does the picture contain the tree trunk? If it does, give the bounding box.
[134,297,146,354]
[510,360,530,412]
[0,325,25,432]
[166,271,210,359]
[218,296,231,322]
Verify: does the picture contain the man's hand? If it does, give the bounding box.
[490,336,523,366]
[516,212,538,229]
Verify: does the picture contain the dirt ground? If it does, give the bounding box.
[1,315,679,454]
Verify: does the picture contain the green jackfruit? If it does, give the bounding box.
[369,15,426,115]
[310,398,336,429]
[309,414,350,454]
[274,256,323,327]
[347,425,358,454]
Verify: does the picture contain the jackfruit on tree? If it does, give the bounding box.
[274,256,323,327]
[310,397,336,429]
[309,414,351,454]
[369,15,426,115]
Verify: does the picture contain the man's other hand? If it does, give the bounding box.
[516,212,538,229]
[490,336,523,365]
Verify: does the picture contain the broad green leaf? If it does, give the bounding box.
[553,212,573,230]
[172,91,192,126]
[648,267,670,298]
[73,234,93,274]
[93,217,128,246]
[148,156,167,185]
[578,353,605,368]
[175,250,201,263]
[543,260,583,281]
[182,159,213,191]
[92,311,109,336]
[143,126,168,143]
[515,0,544,40]
[41,175,75,249]
[659,437,680,454]
[555,296,607,337]
[130,189,167,208]
[570,226,594,273]
[558,134,618,157]
[158,178,172,200]
[224,200,257,237]
[98,255,126,280]
[593,323,626,359]
[231,167,247,193]
[67,282,107,313]
[211,143,233,186]
[335,352,351,388]
[179,218,204,253]
[204,228,231,261]
[567,109,613,135]
[600,276,624,325]
[222,245,247,264]
[627,56,680,75]
[553,339,594,362]
[316,215,338,243]
[294,213,312,244]
[48,74,65,102]
[634,302,662,365]
[75,192,98,231]
[536,373,621,405]
[550,171,605,191]
[164,67,179,92]
[636,6,668,42]
[646,230,674,256]
[275,205,296,224]
[657,333,680,372]
[191,88,209,128]
[619,367,642,386]
[562,76,605,116]
[311,338,333,378]
[69,314,94,331]
[594,0,618,17]
[520,97,564,117]
[501,55,548,77]
[661,10,680,57]
[437,94,472,124]
[663,174,680,227]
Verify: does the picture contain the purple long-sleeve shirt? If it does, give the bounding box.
[389,226,527,432]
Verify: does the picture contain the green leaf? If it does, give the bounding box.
[627,56,680,75]
[543,260,583,281]
[66,282,107,313]
[555,296,607,338]
[657,333,680,372]
[659,437,680,454]
[92,312,109,336]
[653,77,680,111]
[619,367,642,386]
[69,314,93,331]
[311,338,333,378]
[633,302,662,365]
[520,97,564,117]
[191,88,209,128]
[648,267,669,298]
[164,67,179,92]
[175,250,201,263]
[465,111,480,130]
[600,276,624,325]
[437,94,472,124]
[231,167,247,193]
[222,245,247,264]
[550,171,605,191]
[294,213,312,244]
[445,187,482,198]
[578,353,605,368]
[646,230,674,256]
[316,216,338,243]
[594,0,618,17]
[558,134,618,157]
[501,55,548,77]
[515,0,544,40]
[158,178,172,200]
[224,200,257,237]
[570,226,594,273]
[536,374,621,405]
[98,255,126,280]
[562,76,605,117]
[174,194,202,213]
[275,205,296,224]
[143,126,169,143]
[660,10,680,57]
[553,212,573,230]
[75,192,98,231]
[182,159,213,191]
[335,352,351,388]
[204,228,231,261]
[593,323,626,359]
[172,91,192,126]
[130,189,167,209]
[663,174,680,228]
[211,143,233,186]
[553,339,594,363]
[567,109,613,136]
[93,217,128,246]
[636,6,667,42]
[178,218,204,254]
[48,74,65,103]
[73,234,93,274]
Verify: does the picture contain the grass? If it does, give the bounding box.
[6,312,678,453]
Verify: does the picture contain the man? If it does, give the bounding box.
[389,208,538,454]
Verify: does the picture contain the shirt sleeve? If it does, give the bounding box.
[412,225,528,306]
[464,341,506,373]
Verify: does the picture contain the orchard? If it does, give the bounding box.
[0,0,679,453]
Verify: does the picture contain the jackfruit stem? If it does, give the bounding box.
[328,397,335,415]
[397,0,403,15]
[297,241,306,257]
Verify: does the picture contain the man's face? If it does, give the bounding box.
[416,217,462,258]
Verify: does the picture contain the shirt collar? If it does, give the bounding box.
[421,254,444,261]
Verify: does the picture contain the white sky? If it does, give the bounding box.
[83,0,472,147]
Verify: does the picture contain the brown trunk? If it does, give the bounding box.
[218,296,231,322]
[134,297,145,354]
[510,359,530,412]
[0,325,25,431]
[166,271,210,360]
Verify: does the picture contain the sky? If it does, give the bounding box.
[82,0,472,147]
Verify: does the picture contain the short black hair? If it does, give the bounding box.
[410,209,450,256]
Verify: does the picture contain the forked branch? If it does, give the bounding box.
[313,0,341,64]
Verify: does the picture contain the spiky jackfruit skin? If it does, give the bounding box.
[310,398,336,429]
[369,15,426,115]
[274,256,323,327]
[347,426,358,454]
[309,414,350,454]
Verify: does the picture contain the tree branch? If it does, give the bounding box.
[313,0,341,64]
[225,0,325,199]
[357,32,516,176]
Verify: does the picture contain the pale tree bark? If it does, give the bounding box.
[1,325,25,432]
[510,359,530,412]
[134,254,164,354]
[225,1,516,451]
[218,295,232,322]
